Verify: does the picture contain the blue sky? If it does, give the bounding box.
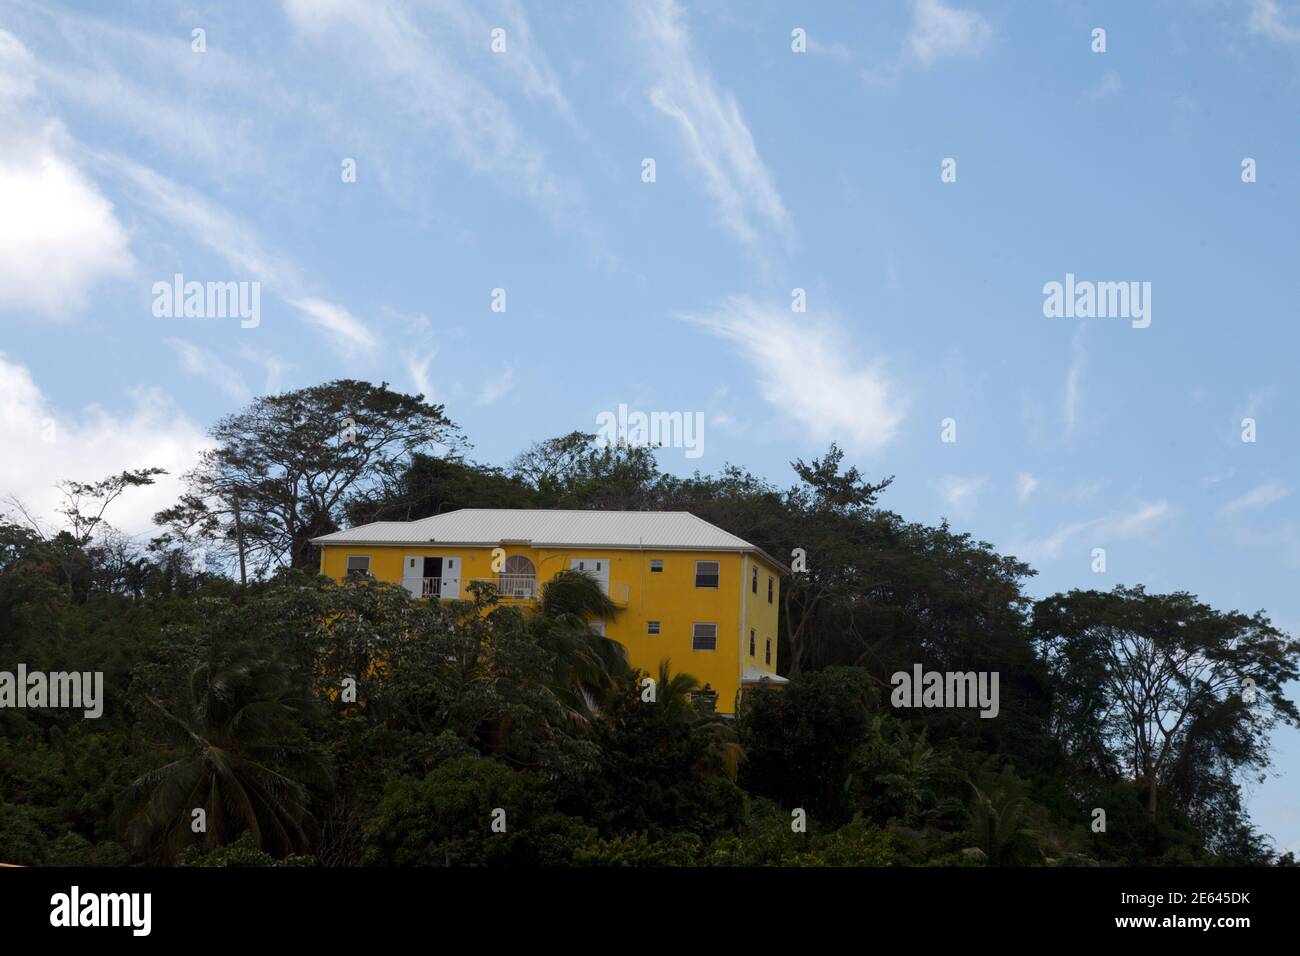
[1,0,1298,852]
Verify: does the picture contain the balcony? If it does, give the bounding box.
[468,574,539,601]
[461,575,630,605]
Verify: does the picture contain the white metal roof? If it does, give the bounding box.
[313,508,784,568]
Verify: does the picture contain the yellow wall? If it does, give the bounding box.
[320,543,782,714]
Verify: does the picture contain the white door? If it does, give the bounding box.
[440,557,460,599]
[401,555,423,597]
[570,557,610,594]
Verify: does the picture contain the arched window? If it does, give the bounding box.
[500,555,536,598]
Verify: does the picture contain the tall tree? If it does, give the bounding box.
[779,445,892,675]
[156,381,460,574]
[1034,586,1300,818]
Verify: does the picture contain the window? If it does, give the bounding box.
[765,639,772,665]
[647,621,661,635]
[345,555,371,575]
[500,554,536,599]
[752,567,758,593]
[649,559,664,573]
[690,690,718,713]
[694,560,720,588]
[692,623,717,651]
[749,629,756,656]
[768,576,773,603]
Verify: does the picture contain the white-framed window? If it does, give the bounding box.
[765,638,772,665]
[650,559,664,573]
[647,620,661,635]
[590,622,606,637]
[749,629,756,656]
[694,560,720,588]
[692,622,717,651]
[752,567,758,593]
[345,555,371,575]
[768,576,774,603]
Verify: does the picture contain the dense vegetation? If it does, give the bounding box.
[1,380,1296,867]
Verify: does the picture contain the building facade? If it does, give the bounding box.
[312,509,786,714]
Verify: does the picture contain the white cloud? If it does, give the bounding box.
[1083,70,1123,101]
[1016,472,1040,504]
[638,0,790,251]
[477,364,517,406]
[0,353,210,537]
[1064,328,1084,437]
[907,0,992,66]
[1011,500,1171,563]
[1220,480,1292,518]
[280,0,575,219]
[0,30,133,318]
[101,154,377,358]
[238,344,290,395]
[163,339,250,403]
[937,475,986,514]
[682,297,905,453]
[405,350,438,403]
[1249,0,1300,43]
[291,298,379,360]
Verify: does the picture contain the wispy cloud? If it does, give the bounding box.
[280,0,582,225]
[937,475,986,514]
[637,0,790,252]
[681,297,905,453]
[1010,500,1171,563]
[290,298,379,360]
[405,350,438,404]
[1249,0,1300,43]
[1220,480,1292,518]
[907,0,993,66]
[163,339,250,403]
[97,153,378,358]
[1016,472,1040,504]
[477,364,517,406]
[1064,328,1085,437]
[1082,70,1123,101]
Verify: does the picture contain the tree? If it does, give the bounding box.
[121,646,328,863]
[508,431,661,509]
[156,381,460,576]
[3,467,166,597]
[778,445,891,675]
[1034,586,1300,818]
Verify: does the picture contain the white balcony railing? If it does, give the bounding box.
[467,574,539,600]
[461,575,629,604]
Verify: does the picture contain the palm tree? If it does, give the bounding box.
[650,658,745,782]
[528,569,630,723]
[966,775,1030,865]
[121,650,328,863]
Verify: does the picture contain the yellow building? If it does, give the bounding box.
[312,509,787,714]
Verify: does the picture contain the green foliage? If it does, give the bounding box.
[362,756,596,866]
[738,667,878,824]
[178,832,317,867]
